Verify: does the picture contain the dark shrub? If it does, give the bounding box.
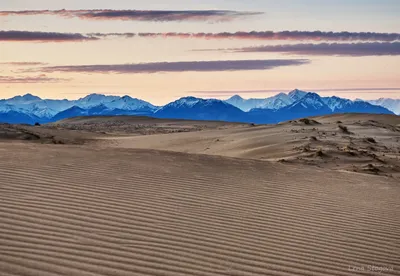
[365,137,377,143]
[299,118,321,125]
[316,148,325,157]
[338,124,351,134]
[300,118,311,125]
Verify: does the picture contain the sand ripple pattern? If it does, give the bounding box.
[0,143,399,276]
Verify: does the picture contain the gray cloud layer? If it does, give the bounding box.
[135,31,400,42]
[0,62,48,66]
[1,30,399,43]
[0,31,97,42]
[30,60,310,74]
[0,74,69,83]
[0,9,261,22]
[227,42,400,56]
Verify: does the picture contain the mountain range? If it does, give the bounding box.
[0,89,397,125]
[366,98,400,115]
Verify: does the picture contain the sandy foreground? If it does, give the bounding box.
[0,114,399,275]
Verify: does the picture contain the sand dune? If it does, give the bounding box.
[101,114,400,178]
[0,114,399,275]
[52,116,247,136]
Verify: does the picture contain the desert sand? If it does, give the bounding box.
[0,114,399,275]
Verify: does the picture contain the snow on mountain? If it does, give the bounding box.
[248,92,332,123]
[289,92,328,110]
[1,91,395,125]
[5,93,42,104]
[367,98,400,115]
[155,97,201,113]
[158,96,242,113]
[272,92,332,121]
[260,93,294,109]
[0,93,157,122]
[288,89,308,101]
[106,96,156,111]
[226,93,293,111]
[1,94,71,118]
[322,96,352,111]
[225,95,245,109]
[27,105,58,119]
[227,89,353,112]
[225,95,265,111]
[75,93,120,108]
[225,95,244,103]
[226,90,308,111]
[172,96,202,108]
[321,96,391,114]
[2,94,41,111]
[157,96,202,110]
[155,97,247,122]
[37,99,75,113]
[1,94,45,123]
[0,103,23,113]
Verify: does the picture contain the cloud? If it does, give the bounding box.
[0,9,262,22]
[0,62,48,66]
[226,42,400,56]
[137,31,400,42]
[0,74,70,83]
[0,30,98,42]
[89,32,136,38]
[97,31,400,42]
[2,30,399,43]
[30,60,310,74]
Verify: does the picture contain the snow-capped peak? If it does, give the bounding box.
[259,93,294,110]
[106,96,155,111]
[288,89,307,101]
[290,92,327,109]
[228,95,244,101]
[322,96,352,111]
[76,93,120,108]
[7,93,42,103]
[78,93,119,101]
[169,97,202,108]
[367,98,400,114]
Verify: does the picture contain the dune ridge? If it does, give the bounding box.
[96,114,400,178]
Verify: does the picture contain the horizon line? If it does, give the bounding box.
[4,88,400,102]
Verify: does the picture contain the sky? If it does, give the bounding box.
[0,0,399,105]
